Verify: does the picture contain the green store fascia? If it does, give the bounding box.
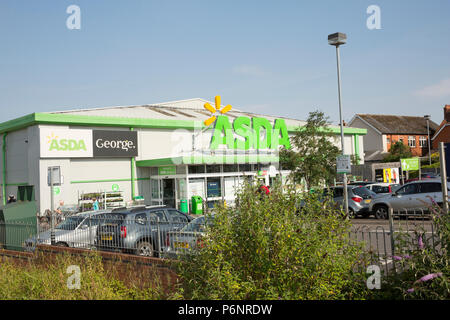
[0,112,367,135]
[0,112,366,203]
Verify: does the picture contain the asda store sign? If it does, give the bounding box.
[40,128,138,158]
[40,128,93,158]
[210,115,291,150]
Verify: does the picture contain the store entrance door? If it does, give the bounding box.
[162,179,176,208]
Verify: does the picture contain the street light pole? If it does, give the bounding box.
[424,115,431,166]
[329,32,349,217]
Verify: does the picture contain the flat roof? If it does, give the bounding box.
[0,99,367,135]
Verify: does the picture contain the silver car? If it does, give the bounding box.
[369,179,449,219]
[25,210,111,250]
[323,186,378,218]
[163,214,215,258]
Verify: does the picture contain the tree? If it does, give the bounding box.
[383,141,412,162]
[279,110,341,190]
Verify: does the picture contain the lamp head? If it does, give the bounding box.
[328,32,347,46]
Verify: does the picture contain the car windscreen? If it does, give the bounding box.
[56,216,85,230]
[182,216,215,232]
[371,185,390,194]
[352,187,375,199]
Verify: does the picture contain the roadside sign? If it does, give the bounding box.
[47,166,61,186]
[336,155,351,174]
[400,158,419,171]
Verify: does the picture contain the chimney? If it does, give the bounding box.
[445,105,450,122]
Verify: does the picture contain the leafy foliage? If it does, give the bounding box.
[376,204,450,299]
[280,110,341,190]
[383,141,412,162]
[176,182,370,300]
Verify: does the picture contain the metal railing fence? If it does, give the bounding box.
[0,208,443,269]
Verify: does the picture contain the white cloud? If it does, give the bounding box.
[232,65,267,77]
[415,78,450,98]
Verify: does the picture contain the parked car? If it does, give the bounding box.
[348,181,377,187]
[365,183,401,195]
[24,209,111,250]
[163,214,216,258]
[405,173,438,184]
[95,205,193,257]
[369,179,450,219]
[321,186,378,218]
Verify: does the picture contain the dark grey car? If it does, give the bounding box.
[95,205,193,257]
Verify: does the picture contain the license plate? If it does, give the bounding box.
[101,235,113,241]
[174,242,189,249]
[365,199,371,204]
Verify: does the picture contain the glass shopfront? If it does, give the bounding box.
[148,164,288,213]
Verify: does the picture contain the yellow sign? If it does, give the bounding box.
[203,96,232,126]
[383,168,391,183]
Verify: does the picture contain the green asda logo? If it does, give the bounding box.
[47,133,87,151]
[210,115,291,150]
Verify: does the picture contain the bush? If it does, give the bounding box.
[377,204,450,299]
[176,182,370,300]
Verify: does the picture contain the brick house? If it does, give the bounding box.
[431,105,450,149]
[348,114,438,162]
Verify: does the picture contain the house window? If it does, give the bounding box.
[419,136,428,148]
[408,136,416,148]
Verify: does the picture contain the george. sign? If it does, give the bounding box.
[93,130,138,157]
[158,166,176,175]
[40,128,93,158]
[336,155,351,174]
[400,158,420,171]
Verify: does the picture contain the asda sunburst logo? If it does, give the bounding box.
[203,96,232,126]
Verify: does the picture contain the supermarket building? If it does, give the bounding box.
[0,98,366,215]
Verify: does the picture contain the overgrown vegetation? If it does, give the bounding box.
[0,252,172,300]
[374,204,450,299]
[175,182,371,299]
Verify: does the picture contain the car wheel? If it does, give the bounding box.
[348,208,356,219]
[136,241,154,257]
[374,205,389,220]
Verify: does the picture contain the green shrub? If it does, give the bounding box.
[176,182,370,300]
[377,204,450,299]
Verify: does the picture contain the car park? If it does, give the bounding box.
[95,205,193,257]
[369,179,450,219]
[24,209,111,250]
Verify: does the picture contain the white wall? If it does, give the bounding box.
[38,158,135,214]
[349,118,382,151]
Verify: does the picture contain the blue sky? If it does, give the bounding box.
[1,0,450,125]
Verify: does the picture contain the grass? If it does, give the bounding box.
[0,251,180,300]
